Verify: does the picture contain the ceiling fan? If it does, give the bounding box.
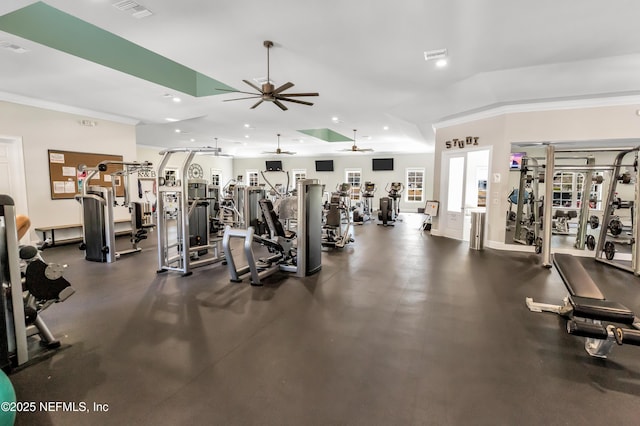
[341,129,374,152]
[263,134,296,155]
[210,138,232,157]
[220,40,318,111]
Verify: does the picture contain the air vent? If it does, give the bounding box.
[0,41,28,53]
[112,1,153,18]
[424,48,447,61]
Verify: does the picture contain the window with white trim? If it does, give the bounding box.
[406,168,425,203]
[246,170,259,187]
[292,169,307,189]
[345,169,361,201]
[210,169,221,187]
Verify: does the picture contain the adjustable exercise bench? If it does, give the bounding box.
[526,253,640,358]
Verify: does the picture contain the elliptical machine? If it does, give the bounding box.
[378,182,404,226]
[353,181,376,224]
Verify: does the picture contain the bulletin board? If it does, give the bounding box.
[48,150,124,200]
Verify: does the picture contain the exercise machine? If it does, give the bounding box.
[353,181,376,224]
[75,160,154,263]
[322,183,353,248]
[156,147,225,276]
[0,195,74,368]
[378,182,404,226]
[218,179,245,229]
[222,179,323,285]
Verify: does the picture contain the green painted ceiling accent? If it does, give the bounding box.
[297,128,352,142]
[0,2,236,96]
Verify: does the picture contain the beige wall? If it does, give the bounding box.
[0,101,136,241]
[233,153,435,211]
[434,103,640,247]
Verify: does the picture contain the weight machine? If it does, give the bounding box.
[0,195,74,368]
[538,144,640,270]
[222,179,323,285]
[378,182,404,226]
[156,147,225,276]
[75,160,154,263]
[322,183,353,248]
[593,148,640,272]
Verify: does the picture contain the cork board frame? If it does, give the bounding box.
[48,149,124,200]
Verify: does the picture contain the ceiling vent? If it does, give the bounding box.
[424,48,447,61]
[0,41,28,53]
[112,1,154,19]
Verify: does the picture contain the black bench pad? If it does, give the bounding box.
[570,296,635,325]
[554,253,605,300]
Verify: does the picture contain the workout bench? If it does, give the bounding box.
[526,253,640,358]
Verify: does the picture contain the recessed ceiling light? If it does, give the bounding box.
[172,97,181,103]
[244,135,250,138]
[243,142,248,146]
[636,109,640,116]
[175,129,181,133]
[383,126,389,130]
[244,123,251,128]
[436,59,448,68]
[165,117,179,122]
[190,138,195,142]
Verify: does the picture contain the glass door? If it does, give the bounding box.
[441,152,467,239]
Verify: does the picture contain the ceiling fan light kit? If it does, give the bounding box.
[221,40,319,111]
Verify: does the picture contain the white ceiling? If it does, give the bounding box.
[2,0,640,157]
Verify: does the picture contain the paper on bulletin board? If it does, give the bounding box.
[104,174,112,182]
[49,153,65,163]
[53,181,65,194]
[90,172,100,181]
[64,181,76,193]
[62,166,76,177]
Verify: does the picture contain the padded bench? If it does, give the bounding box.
[527,253,640,357]
[35,220,132,246]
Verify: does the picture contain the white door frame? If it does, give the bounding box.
[439,146,492,241]
[0,136,29,215]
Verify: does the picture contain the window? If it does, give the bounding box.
[406,168,425,203]
[345,169,362,201]
[292,169,307,189]
[210,169,221,187]
[246,170,259,187]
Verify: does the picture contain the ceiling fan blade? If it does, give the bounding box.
[276,97,314,106]
[273,82,294,95]
[223,96,262,102]
[273,99,288,111]
[278,92,319,97]
[243,79,263,93]
[358,148,374,152]
[217,88,261,96]
[250,100,264,109]
[283,151,296,155]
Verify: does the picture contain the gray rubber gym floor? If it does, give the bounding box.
[9,214,640,425]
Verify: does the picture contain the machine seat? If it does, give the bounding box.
[25,259,75,303]
[553,253,605,300]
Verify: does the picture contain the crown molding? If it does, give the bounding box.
[0,91,140,125]
[432,93,640,131]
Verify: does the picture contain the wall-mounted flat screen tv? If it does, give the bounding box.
[372,158,394,171]
[265,160,283,171]
[510,152,525,170]
[315,160,334,172]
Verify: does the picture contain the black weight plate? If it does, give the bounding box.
[604,241,615,260]
[586,235,596,251]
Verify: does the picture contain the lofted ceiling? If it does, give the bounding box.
[1,0,640,158]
